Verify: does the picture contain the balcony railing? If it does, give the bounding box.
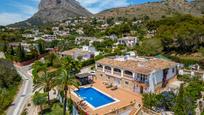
[97,67,103,71]
[123,74,133,79]
[134,78,149,84]
[105,69,111,73]
[113,71,121,76]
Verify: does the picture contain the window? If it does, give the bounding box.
[125,81,129,85]
[105,66,111,70]
[172,68,175,73]
[97,64,103,68]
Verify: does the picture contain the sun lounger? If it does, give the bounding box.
[106,83,112,88]
[111,85,118,90]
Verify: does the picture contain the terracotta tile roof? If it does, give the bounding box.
[96,57,177,75]
[60,48,79,56]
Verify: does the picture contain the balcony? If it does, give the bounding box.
[113,71,121,76]
[97,67,103,71]
[124,74,133,79]
[105,69,111,74]
[134,78,149,84]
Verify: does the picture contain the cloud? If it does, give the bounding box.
[76,0,129,13]
[0,13,29,26]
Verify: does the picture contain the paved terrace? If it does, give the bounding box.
[70,79,142,115]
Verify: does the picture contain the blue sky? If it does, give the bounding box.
[0,0,160,25]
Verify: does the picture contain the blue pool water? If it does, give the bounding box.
[74,87,115,108]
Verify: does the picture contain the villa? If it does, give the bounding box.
[95,56,177,93]
[59,46,100,60]
[75,37,103,45]
[42,34,57,42]
[117,37,138,47]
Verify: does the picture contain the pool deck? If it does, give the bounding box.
[70,79,142,115]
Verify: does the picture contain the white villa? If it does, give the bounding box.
[117,36,138,47]
[96,56,177,93]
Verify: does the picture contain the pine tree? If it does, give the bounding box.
[16,43,26,61]
[173,83,185,115]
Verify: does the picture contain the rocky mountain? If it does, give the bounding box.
[192,0,204,13]
[96,0,203,20]
[10,0,92,27]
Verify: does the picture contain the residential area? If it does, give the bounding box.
[0,0,204,115]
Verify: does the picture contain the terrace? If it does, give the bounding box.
[96,63,148,83]
[70,79,142,115]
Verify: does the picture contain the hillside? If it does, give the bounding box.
[9,0,92,27]
[96,0,202,19]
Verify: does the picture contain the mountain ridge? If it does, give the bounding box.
[96,0,203,19]
[9,0,92,27]
[9,0,204,27]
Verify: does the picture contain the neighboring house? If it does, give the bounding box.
[82,46,100,56]
[52,27,59,32]
[59,46,99,60]
[43,35,57,42]
[55,31,69,36]
[75,37,103,45]
[117,36,138,47]
[103,34,117,41]
[95,56,177,93]
[22,34,35,38]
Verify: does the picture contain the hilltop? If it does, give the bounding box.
[9,0,92,27]
[96,0,202,19]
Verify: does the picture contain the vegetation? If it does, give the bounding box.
[143,75,204,115]
[0,59,21,113]
[32,54,80,114]
[32,92,47,115]
[143,92,176,111]
[57,56,80,115]
[135,38,163,56]
[147,14,204,54]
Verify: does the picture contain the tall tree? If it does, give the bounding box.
[32,61,56,106]
[16,43,26,61]
[37,40,45,54]
[57,56,80,115]
[173,83,185,115]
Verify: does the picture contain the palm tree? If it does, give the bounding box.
[45,52,60,67]
[57,56,81,115]
[32,92,47,115]
[32,60,57,106]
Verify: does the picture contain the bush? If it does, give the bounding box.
[0,59,21,113]
[165,55,199,66]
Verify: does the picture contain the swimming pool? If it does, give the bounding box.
[74,87,117,109]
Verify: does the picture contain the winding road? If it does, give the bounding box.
[7,64,33,115]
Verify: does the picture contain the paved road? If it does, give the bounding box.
[7,64,33,115]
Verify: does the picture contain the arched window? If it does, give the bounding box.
[105,66,111,70]
[124,70,133,78]
[114,68,121,76]
[97,64,103,68]
[114,68,121,72]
